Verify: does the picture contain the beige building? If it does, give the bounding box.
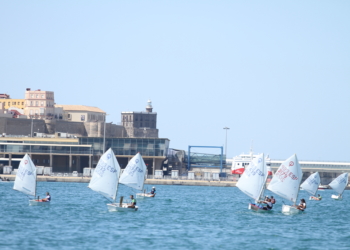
[0,93,25,110]
[55,105,106,122]
[23,88,55,119]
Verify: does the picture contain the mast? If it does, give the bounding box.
[257,156,267,202]
[113,165,121,203]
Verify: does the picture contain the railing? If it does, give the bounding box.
[146,174,238,182]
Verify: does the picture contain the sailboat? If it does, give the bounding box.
[89,150,147,212]
[329,173,348,200]
[136,187,155,198]
[236,153,269,212]
[13,154,49,206]
[88,148,122,210]
[300,172,321,200]
[267,154,303,214]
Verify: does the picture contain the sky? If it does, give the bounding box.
[1,1,349,161]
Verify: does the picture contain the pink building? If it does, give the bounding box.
[24,88,55,119]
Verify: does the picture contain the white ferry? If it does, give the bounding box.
[231,151,272,175]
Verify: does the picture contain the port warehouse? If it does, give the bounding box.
[0,136,170,175]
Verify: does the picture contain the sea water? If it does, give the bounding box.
[0,182,349,250]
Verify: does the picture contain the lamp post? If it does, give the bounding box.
[103,114,109,153]
[223,127,230,165]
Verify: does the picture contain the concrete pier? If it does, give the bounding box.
[1,175,237,187]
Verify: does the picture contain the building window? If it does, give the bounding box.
[40,108,44,115]
[41,102,44,106]
[30,110,33,115]
[36,101,38,106]
[35,110,38,115]
[41,94,44,98]
[68,114,71,119]
[81,115,85,121]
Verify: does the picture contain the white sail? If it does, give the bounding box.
[236,153,267,202]
[13,154,37,197]
[267,154,303,204]
[329,173,348,195]
[119,153,147,191]
[88,148,121,200]
[300,172,320,196]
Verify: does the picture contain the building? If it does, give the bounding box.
[0,136,170,175]
[23,88,55,119]
[55,105,106,122]
[0,93,25,110]
[121,100,158,138]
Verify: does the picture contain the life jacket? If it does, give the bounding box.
[266,202,273,210]
[270,198,276,204]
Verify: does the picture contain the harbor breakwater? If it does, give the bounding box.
[1,175,237,187]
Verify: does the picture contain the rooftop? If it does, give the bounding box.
[56,105,105,113]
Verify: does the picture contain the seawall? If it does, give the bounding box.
[1,175,237,187]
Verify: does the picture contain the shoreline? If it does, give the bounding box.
[2,175,350,189]
[1,175,237,187]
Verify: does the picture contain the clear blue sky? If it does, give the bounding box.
[1,1,349,161]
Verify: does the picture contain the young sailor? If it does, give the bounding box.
[311,194,322,200]
[259,198,273,210]
[149,187,156,195]
[128,195,136,208]
[270,196,276,204]
[296,199,306,211]
[40,192,51,202]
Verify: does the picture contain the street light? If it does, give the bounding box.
[103,114,109,153]
[223,127,230,163]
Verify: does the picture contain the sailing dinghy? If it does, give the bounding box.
[107,153,147,211]
[267,154,303,214]
[300,172,321,200]
[13,154,49,206]
[329,173,348,200]
[236,153,270,212]
[136,189,155,198]
[88,148,138,211]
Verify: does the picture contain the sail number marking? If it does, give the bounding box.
[95,161,117,177]
[275,165,298,182]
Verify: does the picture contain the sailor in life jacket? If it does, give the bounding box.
[128,195,137,208]
[149,187,156,195]
[296,199,306,211]
[41,192,51,202]
[270,196,276,204]
[262,198,273,210]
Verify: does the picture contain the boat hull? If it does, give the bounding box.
[136,193,155,198]
[248,203,271,212]
[309,196,321,201]
[29,200,50,206]
[331,195,343,200]
[282,204,302,214]
[107,203,138,212]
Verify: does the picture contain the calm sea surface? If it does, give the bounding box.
[0,182,349,250]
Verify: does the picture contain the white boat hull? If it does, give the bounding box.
[331,195,343,200]
[107,203,138,212]
[29,200,50,206]
[136,193,156,198]
[282,204,301,214]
